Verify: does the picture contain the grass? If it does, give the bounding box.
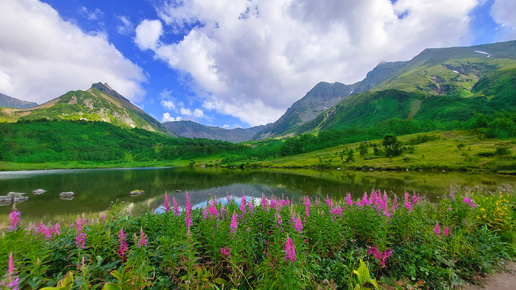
[248,131,516,172]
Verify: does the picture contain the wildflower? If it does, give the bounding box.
[220,247,231,257]
[8,209,20,231]
[248,200,254,215]
[202,206,208,220]
[230,212,238,234]
[99,213,106,223]
[444,227,450,237]
[185,193,192,231]
[346,193,353,208]
[463,196,477,209]
[294,218,303,233]
[209,198,218,217]
[330,206,343,216]
[0,252,19,290]
[118,227,128,261]
[138,227,147,248]
[240,195,247,215]
[173,197,180,215]
[367,246,392,267]
[434,222,441,237]
[304,196,310,217]
[42,224,52,239]
[75,232,86,249]
[52,223,60,237]
[326,195,334,208]
[284,235,296,264]
[163,193,171,212]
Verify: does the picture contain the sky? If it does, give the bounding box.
[0,0,515,129]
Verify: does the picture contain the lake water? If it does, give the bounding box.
[0,167,515,225]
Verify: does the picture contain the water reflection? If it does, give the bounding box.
[0,167,514,224]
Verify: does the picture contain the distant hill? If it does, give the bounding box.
[164,120,268,143]
[294,40,516,135]
[0,83,175,136]
[0,92,38,109]
[252,82,355,140]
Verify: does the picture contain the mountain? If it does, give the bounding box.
[0,83,175,136]
[164,120,268,143]
[252,82,355,140]
[293,40,516,135]
[0,92,38,109]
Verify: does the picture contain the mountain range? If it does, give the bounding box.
[1,40,515,144]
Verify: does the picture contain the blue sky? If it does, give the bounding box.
[1,0,515,128]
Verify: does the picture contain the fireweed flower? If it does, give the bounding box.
[8,209,20,231]
[240,195,247,215]
[209,198,218,217]
[248,200,254,215]
[230,212,238,234]
[463,196,477,209]
[220,247,231,257]
[0,252,19,290]
[173,197,180,216]
[444,226,450,237]
[325,195,334,208]
[294,218,303,233]
[304,196,310,217]
[138,227,147,248]
[284,235,296,264]
[367,246,393,268]
[346,193,353,208]
[185,193,192,231]
[163,193,171,212]
[52,223,60,237]
[75,232,86,249]
[118,227,129,261]
[434,222,441,237]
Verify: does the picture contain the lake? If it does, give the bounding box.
[0,167,515,226]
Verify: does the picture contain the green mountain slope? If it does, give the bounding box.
[0,93,38,109]
[252,82,355,140]
[294,40,516,135]
[0,83,175,136]
[164,120,268,143]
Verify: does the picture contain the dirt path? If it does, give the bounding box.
[464,262,516,290]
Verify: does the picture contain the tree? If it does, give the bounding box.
[382,135,402,157]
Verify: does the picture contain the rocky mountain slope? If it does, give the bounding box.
[164,120,268,143]
[0,93,38,109]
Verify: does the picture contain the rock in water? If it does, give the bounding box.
[130,190,145,196]
[32,189,46,195]
[60,191,75,200]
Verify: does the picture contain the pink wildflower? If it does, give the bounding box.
[99,213,106,223]
[346,193,353,208]
[434,222,441,237]
[325,195,334,208]
[163,193,171,212]
[0,252,19,290]
[304,196,310,217]
[173,197,180,215]
[43,224,52,239]
[75,232,86,249]
[367,246,393,267]
[8,210,20,231]
[240,195,247,215]
[284,235,296,264]
[463,196,477,209]
[248,200,254,215]
[294,218,303,233]
[52,223,60,237]
[138,227,147,248]
[209,198,218,217]
[220,247,231,257]
[230,212,238,234]
[330,206,343,216]
[7,253,15,276]
[185,193,192,231]
[118,227,128,261]
[444,227,450,237]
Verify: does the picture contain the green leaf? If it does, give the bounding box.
[110,270,124,281]
[101,282,122,290]
[213,278,228,285]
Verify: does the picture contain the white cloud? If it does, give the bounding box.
[141,0,480,126]
[192,108,206,118]
[161,99,176,110]
[0,0,146,103]
[81,6,103,20]
[134,19,163,50]
[491,0,516,39]
[117,16,134,35]
[162,112,182,122]
[180,107,192,116]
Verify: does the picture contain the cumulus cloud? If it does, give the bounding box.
[161,99,177,110]
[135,19,163,50]
[140,0,480,126]
[162,112,182,122]
[491,0,516,39]
[0,0,146,103]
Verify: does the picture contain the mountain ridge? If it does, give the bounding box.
[0,92,38,109]
[164,120,268,143]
